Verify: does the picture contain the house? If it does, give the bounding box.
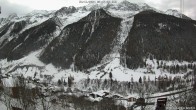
[127,97,137,102]
[89,93,101,98]
[135,98,145,106]
[155,97,167,110]
[112,94,123,99]
[12,106,23,110]
[103,92,109,97]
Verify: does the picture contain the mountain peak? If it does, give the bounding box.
[119,0,132,4]
[26,10,51,17]
[165,9,191,20]
[79,8,113,22]
[55,6,76,16]
[165,9,182,17]
[117,1,139,11]
[7,13,18,20]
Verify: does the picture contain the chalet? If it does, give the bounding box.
[135,98,145,106]
[89,93,101,98]
[12,106,23,110]
[112,94,123,99]
[127,97,137,102]
[155,97,167,110]
[103,91,109,97]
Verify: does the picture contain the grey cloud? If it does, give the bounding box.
[183,0,196,19]
[143,0,196,20]
[0,0,32,18]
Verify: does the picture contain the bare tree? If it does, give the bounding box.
[13,76,36,110]
[35,84,54,110]
[1,83,12,110]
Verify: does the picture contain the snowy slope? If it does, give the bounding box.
[165,9,182,18]
[165,9,191,19]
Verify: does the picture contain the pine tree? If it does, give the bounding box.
[68,76,74,87]
[139,77,142,83]
[143,76,146,83]
[148,76,151,82]
[87,76,90,84]
[63,80,66,86]
[109,72,113,79]
[128,82,131,89]
[109,72,113,86]
[194,69,196,91]
[176,64,180,73]
[58,79,62,86]
[131,76,134,83]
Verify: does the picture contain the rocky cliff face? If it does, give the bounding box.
[40,9,121,70]
[10,20,27,35]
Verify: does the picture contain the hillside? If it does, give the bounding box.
[40,9,122,70]
[125,10,196,69]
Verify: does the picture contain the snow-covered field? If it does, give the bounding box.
[0,48,194,88]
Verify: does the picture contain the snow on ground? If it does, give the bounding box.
[150,87,192,98]
[50,69,87,82]
[0,47,194,88]
[0,102,7,110]
[1,77,14,87]
[91,90,109,97]
[109,10,139,18]
[0,49,44,69]
[89,56,190,82]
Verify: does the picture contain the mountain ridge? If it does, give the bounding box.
[40,9,122,70]
[0,1,195,73]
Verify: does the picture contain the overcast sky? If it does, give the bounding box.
[0,0,196,20]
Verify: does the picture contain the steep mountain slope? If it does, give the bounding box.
[40,9,122,70]
[0,22,15,37]
[0,11,53,48]
[0,17,62,60]
[10,20,27,35]
[124,10,196,69]
[0,18,7,26]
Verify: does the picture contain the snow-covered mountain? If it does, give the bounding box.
[0,0,196,85]
[81,1,153,11]
[165,9,191,19]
